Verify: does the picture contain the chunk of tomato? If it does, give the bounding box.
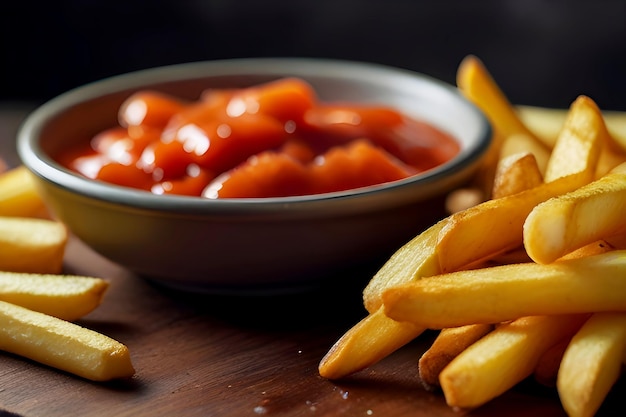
[230,78,316,127]
[304,105,460,170]
[309,139,416,194]
[175,112,290,174]
[140,140,196,181]
[203,152,309,199]
[161,90,234,142]
[118,91,187,129]
[151,166,215,197]
[96,162,153,191]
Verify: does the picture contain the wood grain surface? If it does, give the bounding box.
[0,104,623,417]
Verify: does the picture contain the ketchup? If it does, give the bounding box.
[57,78,460,198]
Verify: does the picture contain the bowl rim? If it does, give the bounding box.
[17,57,492,215]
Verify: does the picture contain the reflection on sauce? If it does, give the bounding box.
[57,78,460,198]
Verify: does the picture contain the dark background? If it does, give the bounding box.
[2,0,626,110]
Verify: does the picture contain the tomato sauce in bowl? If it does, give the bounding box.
[57,77,460,198]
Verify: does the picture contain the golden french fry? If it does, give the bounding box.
[418,323,494,389]
[438,105,604,273]
[455,56,503,197]
[439,314,588,409]
[558,312,626,417]
[596,118,626,178]
[543,96,607,183]
[498,133,550,174]
[321,220,448,380]
[444,187,485,214]
[532,241,615,387]
[0,166,47,218]
[516,105,569,148]
[0,300,134,381]
[318,308,424,379]
[456,56,534,140]
[535,241,615,387]
[597,110,626,148]
[596,143,626,179]
[524,162,626,264]
[517,104,626,150]
[321,145,539,380]
[436,171,589,273]
[325,128,593,380]
[363,219,445,313]
[382,251,626,329]
[0,216,68,274]
[517,104,626,178]
[320,57,626,414]
[492,152,543,199]
[456,55,550,193]
[0,271,108,321]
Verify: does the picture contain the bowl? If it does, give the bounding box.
[17,58,491,295]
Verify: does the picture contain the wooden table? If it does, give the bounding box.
[0,103,622,417]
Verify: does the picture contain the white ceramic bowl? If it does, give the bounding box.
[17,58,491,294]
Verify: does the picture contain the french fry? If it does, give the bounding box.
[437,94,607,273]
[363,219,445,313]
[595,112,626,178]
[523,241,613,387]
[325,163,539,377]
[0,271,108,321]
[517,104,626,150]
[456,56,534,141]
[0,166,47,218]
[596,143,626,179]
[323,127,547,379]
[418,146,547,389]
[557,312,626,417]
[382,250,626,329]
[543,96,608,183]
[532,241,615,387]
[320,220,446,379]
[320,56,626,417]
[455,56,503,198]
[0,300,134,381]
[517,104,626,178]
[323,92,601,379]
[524,162,626,264]
[318,308,424,379]
[456,55,550,193]
[0,216,68,274]
[516,105,568,148]
[498,133,550,174]
[418,323,494,390]
[436,171,589,273]
[444,187,484,214]
[439,314,588,409]
[421,241,616,398]
[491,151,543,199]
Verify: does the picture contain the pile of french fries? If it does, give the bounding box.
[319,55,626,417]
[0,164,134,381]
